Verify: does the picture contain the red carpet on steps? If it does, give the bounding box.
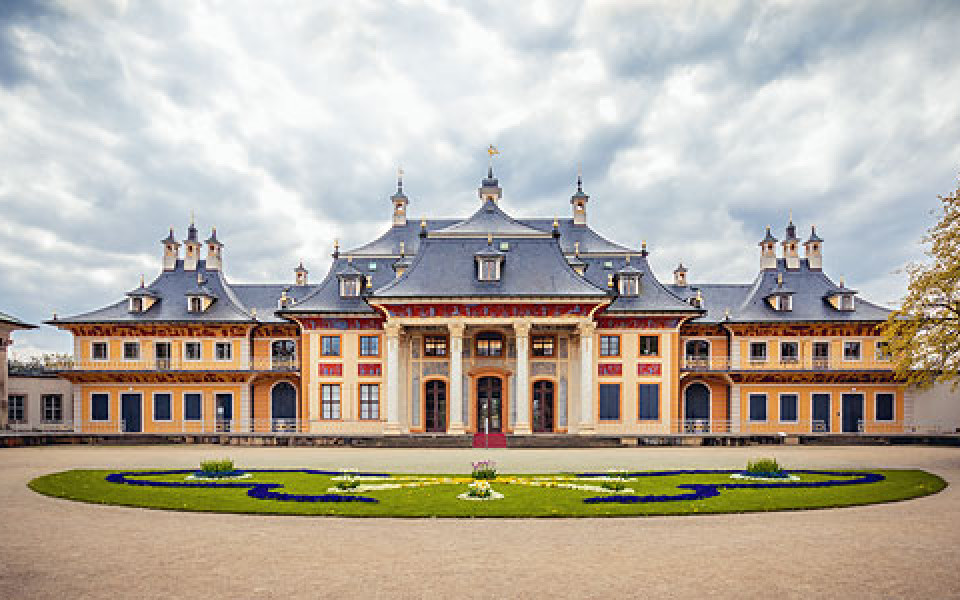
[472,433,507,448]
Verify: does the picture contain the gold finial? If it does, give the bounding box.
[574,241,580,256]
[642,240,647,250]
[777,273,783,285]
[347,255,353,264]
[334,238,339,249]
[420,219,427,228]
[696,289,703,300]
[197,272,203,284]
[839,275,845,288]
[190,210,195,226]
[139,274,145,287]
[789,209,793,222]
[251,307,257,318]
[487,232,493,245]
[399,241,405,256]
[487,144,499,157]
[625,254,631,265]
[553,218,559,228]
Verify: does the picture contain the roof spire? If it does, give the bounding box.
[139,274,145,288]
[577,161,583,193]
[641,240,648,257]
[397,166,404,195]
[333,238,340,259]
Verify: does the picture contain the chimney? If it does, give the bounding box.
[161,227,180,271]
[673,263,688,286]
[295,261,308,286]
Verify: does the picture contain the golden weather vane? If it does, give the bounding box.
[487,144,499,168]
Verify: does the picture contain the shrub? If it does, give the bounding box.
[472,460,497,480]
[467,481,493,498]
[199,458,235,477]
[602,481,627,491]
[746,458,783,476]
[336,479,359,490]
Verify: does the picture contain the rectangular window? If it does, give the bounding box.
[531,335,555,357]
[638,335,659,357]
[598,383,620,421]
[779,394,799,422]
[841,295,855,311]
[215,341,233,361]
[843,341,861,361]
[153,393,172,421]
[813,341,830,360]
[424,335,448,357]
[123,342,140,361]
[478,258,499,281]
[92,341,108,361]
[475,334,503,357]
[875,341,891,361]
[749,394,767,422]
[184,393,202,421]
[780,341,799,364]
[638,384,659,420]
[42,394,63,423]
[749,342,767,362]
[8,395,25,422]
[359,384,380,420]
[321,384,341,420]
[321,336,341,357]
[91,393,109,421]
[359,335,380,357]
[184,341,201,361]
[599,335,620,357]
[876,393,895,421]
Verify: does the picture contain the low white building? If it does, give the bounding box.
[6,367,74,431]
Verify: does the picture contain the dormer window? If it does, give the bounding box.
[478,257,500,281]
[771,294,793,311]
[188,296,203,313]
[618,275,640,296]
[129,297,144,313]
[840,294,854,311]
[340,277,361,297]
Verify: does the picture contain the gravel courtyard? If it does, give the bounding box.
[1,444,958,599]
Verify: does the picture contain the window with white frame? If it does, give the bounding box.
[8,395,25,423]
[92,341,108,361]
[813,341,830,362]
[843,341,861,361]
[780,341,799,364]
[359,384,379,420]
[123,341,140,361]
[188,296,204,312]
[840,294,855,311]
[478,258,500,281]
[749,341,767,362]
[215,342,232,361]
[184,341,202,361]
[42,394,63,423]
[91,393,109,421]
[749,394,767,421]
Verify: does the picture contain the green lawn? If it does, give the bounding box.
[28,468,946,518]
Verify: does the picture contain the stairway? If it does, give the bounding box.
[472,433,507,448]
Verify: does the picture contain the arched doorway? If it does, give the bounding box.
[425,380,447,433]
[684,382,710,432]
[532,380,554,433]
[476,376,503,433]
[271,381,297,431]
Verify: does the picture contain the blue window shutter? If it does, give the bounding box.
[598,384,620,421]
[638,384,659,420]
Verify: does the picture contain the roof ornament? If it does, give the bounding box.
[641,240,648,258]
[399,241,405,257]
[139,274,145,288]
[574,241,580,257]
[625,254,631,265]
[723,308,731,320]
[839,275,845,289]
[776,273,783,287]
[487,144,499,168]
[419,219,428,239]
[577,162,583,194]
[552,218,560,238]
[487,232,494,246]
[397,166,404,195]
[251,307,257,319]
[333,238,340,259]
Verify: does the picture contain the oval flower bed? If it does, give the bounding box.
[28,466,946,518]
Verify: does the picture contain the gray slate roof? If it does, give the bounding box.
[374,236,608,298]
[432,199,547,237]
[667,259,891,323]
[0,310,35,329]
[53,261,282,324]
[603,256,701,314]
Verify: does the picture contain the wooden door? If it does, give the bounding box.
[425,380,447,433]
[532,380,554,433]
[476,377,503,433]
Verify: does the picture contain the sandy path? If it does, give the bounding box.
[1,445,958,599]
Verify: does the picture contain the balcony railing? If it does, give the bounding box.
[739,356,894,371]
[47,357,300,372]
[681,356,731,371]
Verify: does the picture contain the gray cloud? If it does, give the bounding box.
[1,0,959,356]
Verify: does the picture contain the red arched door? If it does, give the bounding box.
[425,380,446,433]
[532,380,554,433]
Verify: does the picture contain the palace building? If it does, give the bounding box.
[50,165,907,437]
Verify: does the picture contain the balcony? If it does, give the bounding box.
[739,356,894,371]
[681,356,731,371]
[48,356,300,372]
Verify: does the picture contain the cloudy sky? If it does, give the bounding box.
[2,0,960,357]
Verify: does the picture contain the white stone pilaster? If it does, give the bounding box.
[385,323,402,433]
[448,322,465,434]
[513,321,532,434]
[578,321,596,434]
[661,332,672,433]
[730,384,741,433]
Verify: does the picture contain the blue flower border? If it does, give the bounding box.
[577,469,885,504]
[105,469,389,504]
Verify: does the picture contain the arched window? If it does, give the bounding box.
[475,331,504,357]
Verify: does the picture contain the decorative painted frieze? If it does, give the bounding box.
[638,363,662,376]
[598,363,622,376]
[62,372,248,384]
[595,316,681,330]
[732,371,900,384]
[317,363,343,376]
[300,317,384,331]
[63,324,250,337]
[252,324,299,338]
[380,303,600,319]
[728,323,881,338]
[358,363,382,376]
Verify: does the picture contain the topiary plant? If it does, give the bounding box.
[746,458,785,477]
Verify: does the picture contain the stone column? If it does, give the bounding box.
[513,321,532,434]
[385,322,403,433]
[448,322,466,434]
[578,321,596,434]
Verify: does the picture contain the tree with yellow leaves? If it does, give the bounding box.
[884,181,960,388]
